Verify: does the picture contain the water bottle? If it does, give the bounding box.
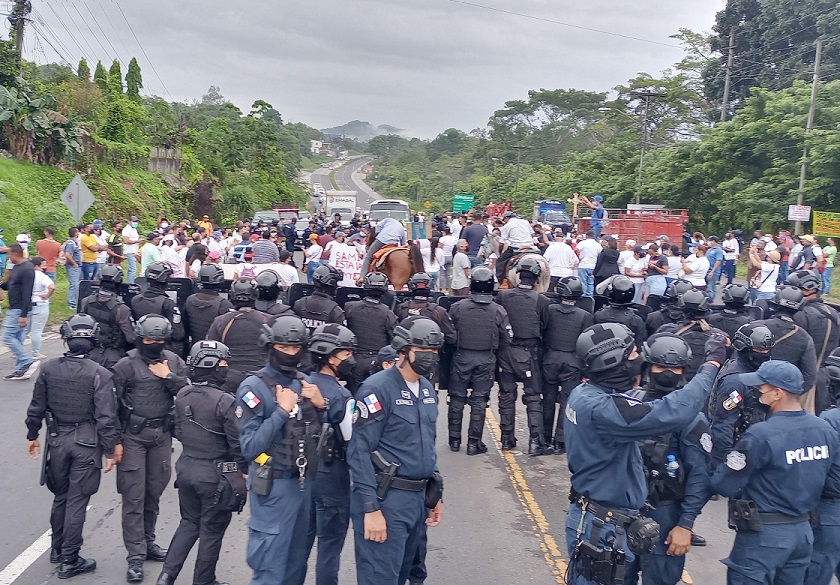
[666,454,680,478]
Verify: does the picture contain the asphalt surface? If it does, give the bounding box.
[310,157,380,212]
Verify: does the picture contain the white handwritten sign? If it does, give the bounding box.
[329,242,362,286]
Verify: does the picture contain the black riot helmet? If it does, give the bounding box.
[99,264,123,285]
[198,264,225,287]
[60,313,100,339]
[187,340,231,369]
[557,276,583,299]
[470,266,495,303]
[770,284,804,312]
[144,261,172,286]
[135,314,172,340]
[313,264,343,290]
[408,272,433,296]
[363,272,390,295]
[731,323,774,352]
[663,278,693,303]
[308,323,357,356]
[678,288,710,316]
[576,323,635,373]
[254,270,281,301]
[825,348,840,386]
[640,333,692,368]
[391,318,445,352]
[596,275,635,306]
[786,269,821,293]
[229,278,256,305]
[259,315,310,347]
[516,256,542,277]
[721,283,750,306]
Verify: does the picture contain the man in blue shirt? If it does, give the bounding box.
[705,236,724,302]
[357,218,407,284]
[577,193,605,239]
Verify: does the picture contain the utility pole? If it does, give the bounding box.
[11,0,30,62]
[720,27,736,122]
[630,90,666,205]
[512,145,525,196]
[796,38,823,235]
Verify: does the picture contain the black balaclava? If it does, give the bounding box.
[740,348,771,370]
[190,366,228,387]
[66,338,96,356]
[270,348,301,373]
[138,341,165,361]
[518,272,537,288]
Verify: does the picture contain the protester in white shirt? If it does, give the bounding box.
[623,246,648,304]
[271,250,300,286]
[439,227,458,291]
[681,245,711,291]
[722,231,740,285]
[617,238,637,274]
[543,236,579,291]
[122,216,142,283]
[575,230,602,297]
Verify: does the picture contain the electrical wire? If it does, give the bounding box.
[54,0,100,64]
[70,0,112,61]
[39,2,88,62]
[113,1,171,100]
[93,0,132,65]
[31,9,77,64]
[81,0,121,63]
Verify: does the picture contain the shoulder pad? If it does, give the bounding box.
[611,393,653,424]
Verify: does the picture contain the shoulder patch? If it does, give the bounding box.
[699,433,713,453]
[234,405,243,419]
[611,394,653,424]
[241,391,261,409]
[726,450,747,471]
[363,394,382,414]
[722,390,743,411]
[354,394,384,427]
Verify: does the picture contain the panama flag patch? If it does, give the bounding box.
[242,391,261,409]
[364,394,382,414]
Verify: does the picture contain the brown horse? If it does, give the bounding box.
[363,229,424,290]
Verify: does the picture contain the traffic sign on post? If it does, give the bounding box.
[60,174,95,221]
[424,200,432,209]
[452,193,475,213]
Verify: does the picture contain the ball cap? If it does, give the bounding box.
[376,345,399,366]
[502,211,514,218]
[738,360,805,395]
[593,195,603,202]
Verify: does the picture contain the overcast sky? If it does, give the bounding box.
[23,0,725,138]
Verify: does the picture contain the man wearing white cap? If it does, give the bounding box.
[617,238,637,274]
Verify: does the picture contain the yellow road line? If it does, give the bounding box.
[485,409,567,584]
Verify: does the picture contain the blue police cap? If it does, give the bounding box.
[738,360,805,395]
[376,345,399,367]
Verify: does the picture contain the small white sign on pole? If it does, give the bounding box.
[788,205,811,222]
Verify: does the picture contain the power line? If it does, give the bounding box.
[54,0,100,64]
[445,0,681,49]
[93,0,132,63]
[70,0,112,62]
[40,1,88,63]
[81,0,121,63]
[31,9,77,64]
[113,1,171,100]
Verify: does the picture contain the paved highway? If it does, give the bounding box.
[311,157,381,213]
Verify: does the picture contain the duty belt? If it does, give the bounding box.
[143,416,171,429]
[571,491,636,526]
[758,512,810,525]
[512,339,540,349]
[389,477,428,492]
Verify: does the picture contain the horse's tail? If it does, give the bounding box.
[408,243,424,275]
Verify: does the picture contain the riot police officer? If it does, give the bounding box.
[304,324,358,585]
[131,262,185,357]
[25,314,119,579]
[394,272,457,345]
[657,289,728,380]
[254,269,294,316]
[156,340,245,585]
[712,361,838,584]
[347,318,445,585]
[207,278,273,373]
[708,323,775,469]
[294,264,346,332]
[626,334,712,585]
[563,323,725,585]
[707,284,753,340]
[235,316,326,585]
[448,267,513,455]
[183,264,234,343]
[344,273,398,392]
[645,279,692,337]
[79,265,136,369]
[594,275,647,346]
[540,276,593,453]
[756,285,817,406]
[496,256,552,455]
[113,314,189,583]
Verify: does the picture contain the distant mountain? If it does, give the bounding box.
[321,120,404,142]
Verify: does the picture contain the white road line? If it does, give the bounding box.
[0,505,91,585]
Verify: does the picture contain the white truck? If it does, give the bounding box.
[325,191,357,226]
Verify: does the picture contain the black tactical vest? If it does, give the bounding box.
[707,310,752,341]
[497,288,541,340]
[255,300,293,316]
[396,299,434,321]
[131,291,167,321]
[46,357,100,424]
[123,352,176,419]
[185,293,226,341]
[455,301,499,351]
[83,293,124,349]
[544,304,589,352]
[798,301,840,364]
[294,293,340,332]
[709,357,765,437]
[175,385,231,460]
[638,431,684,506]
[216,310,270,372]
[346,301,392,352]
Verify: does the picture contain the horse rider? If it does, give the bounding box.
[495,211,535,283]
[357,218,407,285]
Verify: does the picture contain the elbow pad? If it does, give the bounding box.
[339,398,356,441]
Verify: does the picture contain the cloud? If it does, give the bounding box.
[28,0,725,138]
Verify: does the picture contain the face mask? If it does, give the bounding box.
[132,222,139,228]
[139,341,165,361]
[335,355,357,380]
[270,348,301,372]
[753,387,773,413]
[160,223,169,229]
[745,350,771,369]
[191,366,228,387]
[649,370,682,391]
[625,354,643,381]
[409,351,438,378]
[66,338,95,355]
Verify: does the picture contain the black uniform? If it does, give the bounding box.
[293,291,345,332]
[595,304,648,346]
[495,286,551,442]
[795,297,840,366]
[206,309,273,373]
[345,298,398,391]
[255,299,294,317]
[159,382,246,585]
[80,290,136,369]
[708,356,764,469]
[657,318,729,381]
[540,301,593,448]
[757,315,818,397]
[131,290,186,356]
[395,298,457,345]
[184,291,234,343]
[25,355,119,565]
[113,349,188,563]
[645,305,684,337]
[448,298,512,446]
[707,308,753,341]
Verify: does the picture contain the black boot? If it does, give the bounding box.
[50,548,62,564]
[58,556,96,579]
[155,573,175,585]
[690,533,707,546]
[501,434,517,450]
[448,439,461,452]
[466,440,488,456]
[146,543,167,562]
[127,560,144,583]
[529,436,554,456]
[552,440,566,454]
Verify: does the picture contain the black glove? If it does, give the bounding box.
[704,333,729,365]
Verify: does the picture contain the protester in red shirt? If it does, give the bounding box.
[35,226,62,282]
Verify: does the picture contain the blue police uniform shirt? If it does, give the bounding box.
[564,363,718,510]
[346,365,438,512]
[819,408,840,497]
[711,410,839,516]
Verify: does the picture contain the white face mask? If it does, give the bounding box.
[160,223,169,229]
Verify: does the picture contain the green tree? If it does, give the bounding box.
[93,61,108,92]
[125,57,142,101]
[77,58,90,81]
[0,37,20,87]
[108,60,123,94]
